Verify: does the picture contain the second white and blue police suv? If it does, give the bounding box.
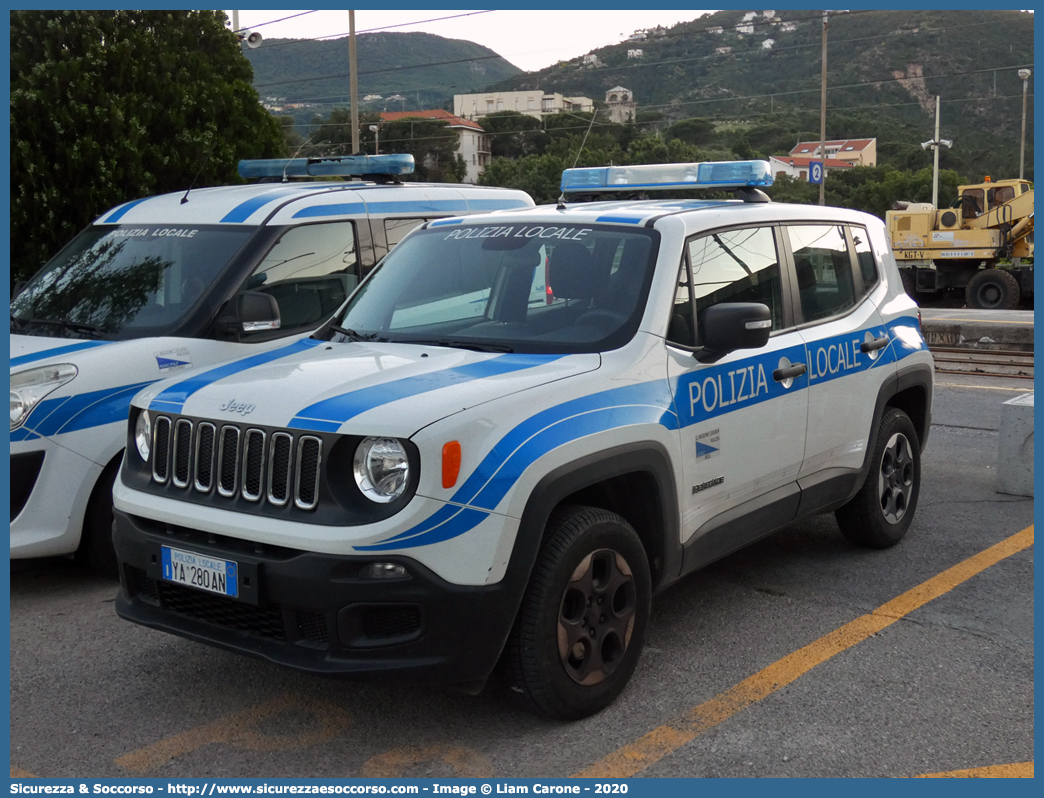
[10,154,533,574]
[113,160,933,720]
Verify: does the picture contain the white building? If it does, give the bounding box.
[379,109,491,184]
[454,90,594,122]
[604,87,637,124]
[627,49,644,59]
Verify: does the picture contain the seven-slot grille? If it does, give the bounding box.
[150,415,322,510]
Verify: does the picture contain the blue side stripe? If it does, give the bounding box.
[11,341,112,369]
[101,197,151,223]
[29,382,155,436]
[596,215,646,224]
[290,202,365,219]
[466,199,530,211]
[149,339,323,413]
[10,428,41,442]
[220,188,310,223]
[363,200,469,215]
[363,319,929,552]
[288,354,564,431]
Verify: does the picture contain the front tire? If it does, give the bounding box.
[504,506,651,720]
[965,268,1020,310]
[835,408,921,549]
[77,461,120,578]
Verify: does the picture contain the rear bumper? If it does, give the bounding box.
[113,508,530,684]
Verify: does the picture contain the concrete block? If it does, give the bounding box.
[997,392,1034,497]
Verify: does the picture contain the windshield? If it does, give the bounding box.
[11,225,252,339]
[335,223,659,354]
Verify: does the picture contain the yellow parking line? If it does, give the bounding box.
[574,525,1034,779]
[915,761,1033,778]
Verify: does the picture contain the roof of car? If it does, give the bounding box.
[93,181,534,227]
[428,197,877,231]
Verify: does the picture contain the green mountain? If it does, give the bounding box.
[244,10,1032,179]
[244,31,522,115]
[484,9,1034,179]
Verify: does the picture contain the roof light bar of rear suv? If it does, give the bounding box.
[559,159,774,195]
[238,153,415,181]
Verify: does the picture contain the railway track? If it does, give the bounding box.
[928,346,1034,380]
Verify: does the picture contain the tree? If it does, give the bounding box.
[478,111,548,159]
[10,10,285,284]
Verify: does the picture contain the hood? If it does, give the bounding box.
[10,335,116,371]
[136,341,600,438]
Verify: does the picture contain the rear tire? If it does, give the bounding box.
[504,506,651,720]
[77,461,120,579]
[965,268,1020,310]
[835,408,920,549]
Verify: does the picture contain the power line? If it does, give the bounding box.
[232,11,317,34]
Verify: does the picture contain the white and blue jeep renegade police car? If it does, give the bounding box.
[10,154,533,573]
[112,160,933,719]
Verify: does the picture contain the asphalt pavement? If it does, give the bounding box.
[9,356,1033,779]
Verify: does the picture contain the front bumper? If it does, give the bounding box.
[10,438,102,558]
[113,508,532,684]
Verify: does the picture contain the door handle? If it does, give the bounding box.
[773,362,807,382]
[860,335,890,353]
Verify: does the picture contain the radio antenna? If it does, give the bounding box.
[559,110,599,207]
[181,139,216,204]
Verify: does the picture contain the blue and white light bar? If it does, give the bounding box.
[238,153,415,180]
[560,160,773,194]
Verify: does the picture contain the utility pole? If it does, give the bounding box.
[932,96,941,209]
[921,97,951,209]
[349,11,360,154]
[1018,69,1031,179]
[819,11,828,206]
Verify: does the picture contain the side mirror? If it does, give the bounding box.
[219,291,281,337]
[695,302,771,363]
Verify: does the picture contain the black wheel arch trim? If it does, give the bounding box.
[513,442,681,596]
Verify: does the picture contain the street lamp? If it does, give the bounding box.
[369,125,379,156]
[921,95,952,209]
[1018,69,1030,180]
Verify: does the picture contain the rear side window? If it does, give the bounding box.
[851,226,878,296]
[787,224,856,323]
[385,218,430,248]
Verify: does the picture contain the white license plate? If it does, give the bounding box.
[161,546,239,598]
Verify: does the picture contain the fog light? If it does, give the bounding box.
[361,562,409,579]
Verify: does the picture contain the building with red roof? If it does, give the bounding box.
[788,138,877,167]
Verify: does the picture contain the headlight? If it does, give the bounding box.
[353,437,409,503]
[134,410,152,461]
[9,364,78,430]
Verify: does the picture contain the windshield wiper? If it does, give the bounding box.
[12,316,109,339]
[397,338,514,353]
[327,323,384,343]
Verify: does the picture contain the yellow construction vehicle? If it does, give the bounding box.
[886,177,1033,309]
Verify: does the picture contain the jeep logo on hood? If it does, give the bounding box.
[219,399,256,416]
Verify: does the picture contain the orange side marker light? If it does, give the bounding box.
[442,441,461,489]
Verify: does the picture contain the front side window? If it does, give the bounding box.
[687,226,784,343]
[787,224,856,322]
[11,225,252,339]
[337,223,659,354]
[244,222,358,332]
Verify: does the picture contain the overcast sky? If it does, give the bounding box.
[227,9,716,72]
